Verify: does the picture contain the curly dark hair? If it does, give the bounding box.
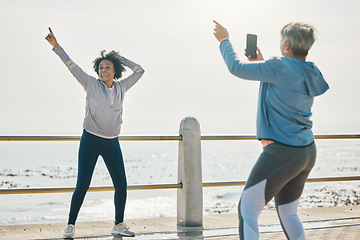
[93,50,126,79]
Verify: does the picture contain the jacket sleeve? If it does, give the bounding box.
[219,40,279,83]
[119,57,145,92]
[53,45,95,89]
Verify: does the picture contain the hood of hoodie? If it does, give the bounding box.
[293,59,329,97]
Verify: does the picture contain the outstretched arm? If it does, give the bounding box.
[45,27,58,48]
[45,27,94,88]
[213,21,264,62]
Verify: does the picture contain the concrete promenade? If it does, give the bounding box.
[1,205,359,240]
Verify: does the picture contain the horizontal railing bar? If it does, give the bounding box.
[0,136,81,141]
[314,134,360,139]
[201,136,257,141]
[0,136,182,141]
[305,176,360,183]
[119,136,182,141]
[1,176,359,195]
[201,134,360,140]
[202,176,360,188]
[1,134,359,142]
[203,181,246,187]
[0,183,183,195]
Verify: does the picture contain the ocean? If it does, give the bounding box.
[0,139,359,225]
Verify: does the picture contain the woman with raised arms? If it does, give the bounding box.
[45,27,144,239]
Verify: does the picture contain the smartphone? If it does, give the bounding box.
[246,34,257,59]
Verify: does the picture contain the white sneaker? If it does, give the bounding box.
[63,224,75,239]
[111,222,135,237]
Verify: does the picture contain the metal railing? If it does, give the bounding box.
[1,134,359,142]
[1,122,360,230]
[1,133,359,196]
[201,134,360,140]
[1,176,360,195]
[0,136,182,141]
[0,183,183,195]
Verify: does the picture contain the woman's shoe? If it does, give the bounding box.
[111,222,135,237]
[63,224,75,238]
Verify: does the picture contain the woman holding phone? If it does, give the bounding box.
[213,21,328,240]
[45,27,144,238]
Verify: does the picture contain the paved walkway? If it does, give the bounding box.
[1,206,359,239]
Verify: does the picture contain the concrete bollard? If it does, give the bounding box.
[177,117,204,237]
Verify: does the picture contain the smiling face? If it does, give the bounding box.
[98,60,116,87]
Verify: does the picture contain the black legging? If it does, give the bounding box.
[68,130,127,225]
[238,142,316,239]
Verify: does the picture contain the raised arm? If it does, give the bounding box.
[119,57,145,92]
[213,20,271,81]
[45,27,95,89]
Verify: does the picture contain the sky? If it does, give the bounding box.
[0,0,359,136]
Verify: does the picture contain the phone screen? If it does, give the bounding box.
[246,34,257,59]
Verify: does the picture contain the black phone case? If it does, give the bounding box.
[246,34,257,59]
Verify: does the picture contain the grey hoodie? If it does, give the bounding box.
[53,45,145,137]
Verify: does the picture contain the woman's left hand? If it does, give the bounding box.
[245,47,264,61]
[45,27,58,48]
[213,20,229,42]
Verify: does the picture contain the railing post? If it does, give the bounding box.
[177,117,204,237]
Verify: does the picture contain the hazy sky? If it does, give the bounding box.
[1,0,359,136]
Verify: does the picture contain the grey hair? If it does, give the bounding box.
[281,22,316,57]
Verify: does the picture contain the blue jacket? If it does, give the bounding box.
[220,40,329,146]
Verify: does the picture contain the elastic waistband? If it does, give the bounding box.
[83,129,118,141]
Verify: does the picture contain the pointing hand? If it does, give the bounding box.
[45,27,58,48]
